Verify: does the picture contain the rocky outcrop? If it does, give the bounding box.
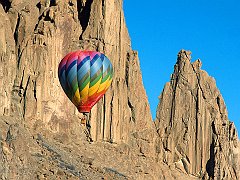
[155,50,240,179]
[0,115,199,180]
[0,0,152,144]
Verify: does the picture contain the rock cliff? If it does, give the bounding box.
[155,50,240,179]
[0,0,157,179]
[0,0,239,179]
[0,0,152,144]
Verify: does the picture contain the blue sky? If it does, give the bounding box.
[123,1,240,133]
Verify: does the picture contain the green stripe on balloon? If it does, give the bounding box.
[79,72,89,86]
[90,72,103,87]
[80,76,90,91]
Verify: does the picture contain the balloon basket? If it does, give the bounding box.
[81,112,93,142]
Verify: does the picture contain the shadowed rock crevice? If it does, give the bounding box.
[78,0,93,39]
[206,139,215,178]
[125,53,130,87]
[50,0,57,6]
[14,13,21,45]
[33,80,37,101]
[0,0,11,12]
[128,99,135,123]
[22,76,30,118]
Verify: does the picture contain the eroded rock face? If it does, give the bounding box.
[0,0,152,144]
[155,50,240,179]
[0,5,16,117]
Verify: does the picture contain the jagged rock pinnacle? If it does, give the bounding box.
[155,51,240,179]
[177,49,191,62]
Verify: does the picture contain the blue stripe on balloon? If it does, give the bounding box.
[77,57,90,70]
[66,60,77,76]
[102,57,110,73]
[110,63,113,70]
[67,63,77,84]
[59,69,73,99]
[90,57,102,76]
[90,54,100,65]
[60,71,68,91]
[59,65,66,77]
[78,60,90,80]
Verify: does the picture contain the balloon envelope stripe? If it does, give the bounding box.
[90,57,102,77]
[77,56,90,70]
[59,64,66,77]
[90,67,102,82]
[78,72,89,86]
[66,52,79,69]
[88,77,102,97]
[60,71,73,99]
[66,60,77,76]
[80,82,90,100]
[66,59,80,102]
[102,56,110,69]
[102,65,111,78]
[102,72,111,82]
[88,58,103,98]
[90,71,102,87]
[67,63,77,84]
[59,71,67,91]
[97,78,109,93]
[71,77,79,92]
[66,57,78,70]
[78,61,90,80]
[77,53,89,64]
[89,51,101,59]
[59,53,71,70]
[80,76,90,91]
[90,54,100,65]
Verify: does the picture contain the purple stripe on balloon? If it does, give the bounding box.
[58,52,72,70]
[89,51,101,60]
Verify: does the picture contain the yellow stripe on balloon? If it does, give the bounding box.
[73,90,81,105]
[97,79,109,93]
[89,77,102,96]
[104,79,112,90]
[80,82,90,103]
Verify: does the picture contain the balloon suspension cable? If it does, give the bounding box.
[82,112,93,142]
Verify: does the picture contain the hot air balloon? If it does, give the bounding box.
[58,50,113,114]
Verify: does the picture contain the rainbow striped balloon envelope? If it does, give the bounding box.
[58,50,113,113]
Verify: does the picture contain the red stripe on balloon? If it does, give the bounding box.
[66,51,79,69]
[78,90,107,112]
[77,51,89,65]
